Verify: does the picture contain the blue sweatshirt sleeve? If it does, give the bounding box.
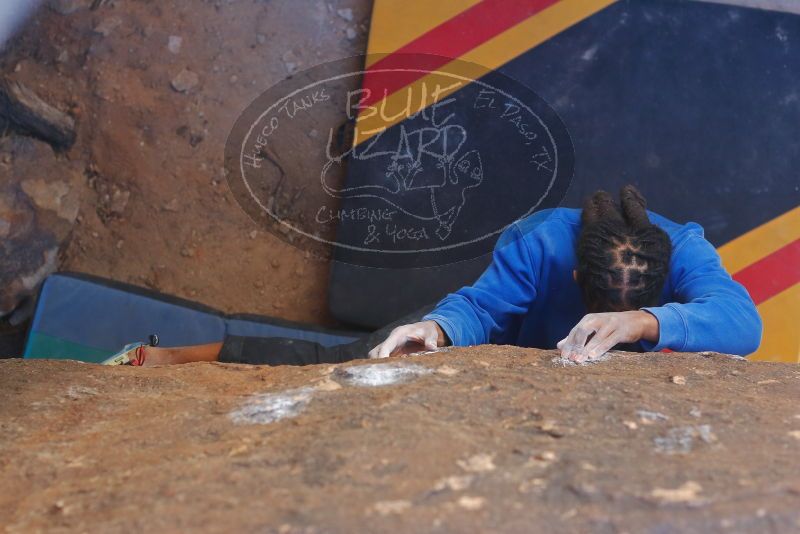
[422,224,538,346]
[641,226,762,355]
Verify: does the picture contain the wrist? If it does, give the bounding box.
[636,310,659,343]
[430,321,450,347]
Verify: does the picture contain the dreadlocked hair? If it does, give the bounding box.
[576,185,672,313]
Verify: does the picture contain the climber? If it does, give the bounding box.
[369,184,762,362]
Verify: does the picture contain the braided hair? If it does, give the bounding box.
[575,185,672,313]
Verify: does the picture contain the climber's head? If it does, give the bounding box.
[575,185,672,313]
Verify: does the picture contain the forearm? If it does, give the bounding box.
[423,291,503,346]
[649,232,763,356]
[642,299,762,355]
[424,224,539,346]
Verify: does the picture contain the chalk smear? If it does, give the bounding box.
[551,352,612,366]
[654,424,717,454]
[229,386,314,425]
[335,362,432,387]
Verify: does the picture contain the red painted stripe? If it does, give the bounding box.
[361,0,559,108]
[732,238,800,305]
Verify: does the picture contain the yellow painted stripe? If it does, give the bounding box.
[365,0,482,67]
[460,0,614,79]
[749,283,800,363]
[355,0,616,145]
[717,205,800,274]
[713,207,800,364]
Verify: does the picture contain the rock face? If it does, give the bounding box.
[0,77,76,149]
[0,135,81,317]
[1,347,799,532]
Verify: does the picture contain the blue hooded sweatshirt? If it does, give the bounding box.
[423,208,762,356]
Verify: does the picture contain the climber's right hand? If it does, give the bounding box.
[368,320,448,359]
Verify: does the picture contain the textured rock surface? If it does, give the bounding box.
[1,347,799,532]
[3,0,372,324]
[0,135,81,317]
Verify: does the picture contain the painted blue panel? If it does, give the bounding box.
[497,0,800,244]
[329,0,800,327]
[28,275,226,352]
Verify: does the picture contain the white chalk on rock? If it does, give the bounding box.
[229,387,314,425]
[168,35,183,54]
[335,362,432,387]
[654,424,716,454]
[337,8,353,21]
[551,351,612,366]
